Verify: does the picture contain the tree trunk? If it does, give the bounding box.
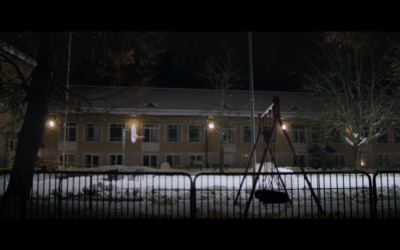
[5,33,55,199]
[353,147,361,171]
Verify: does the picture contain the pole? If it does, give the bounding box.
[248,32,256,173]
[205,120,208,168]
[62,32,72,168]
[122,129,126,166]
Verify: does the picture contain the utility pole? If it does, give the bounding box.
[248,32,256,173]
[62,32,72,168]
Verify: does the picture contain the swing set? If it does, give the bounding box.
[233,96,325,217]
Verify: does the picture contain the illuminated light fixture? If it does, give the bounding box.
[49,120,55,127]
[208,122,215,129]
[131,123,145,143]
[282,124,287,130]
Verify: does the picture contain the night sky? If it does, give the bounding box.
[153,32,316,92]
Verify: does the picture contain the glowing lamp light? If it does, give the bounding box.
[208,122,215,129]
[282,124,287,130]
[49,120,55,127]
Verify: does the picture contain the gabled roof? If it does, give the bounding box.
[55,86,310,118]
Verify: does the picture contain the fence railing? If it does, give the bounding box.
[0,170,399,219]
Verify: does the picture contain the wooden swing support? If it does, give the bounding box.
[233,96,325,217]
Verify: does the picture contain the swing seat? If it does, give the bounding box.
[255,189,289,204]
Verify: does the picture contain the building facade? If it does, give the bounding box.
[6,86,395,171]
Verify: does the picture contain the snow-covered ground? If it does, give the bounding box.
[0,169,399,219]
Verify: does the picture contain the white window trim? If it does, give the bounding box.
[188,124,205,143]
[84,122,102,142]
[165,123,182,143]
[108,122,125,142]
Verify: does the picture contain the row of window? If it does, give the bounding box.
[59,122,266,143]
[58,152,397,169]
[59,122,400,144]
[60,153,205,168]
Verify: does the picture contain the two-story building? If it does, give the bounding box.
[13,86,397,171]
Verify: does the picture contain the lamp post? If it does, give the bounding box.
[248,32,256,173]
[205,121,214,168]
[122,128,126,166]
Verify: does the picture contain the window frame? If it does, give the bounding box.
[188,124,204,143]
[109,154,123,165]
[108,123,125,142]
[84,122,102,142]
[291,125,306,144]
[165,123,182,143]
[84,154,100,167]
[166,154,181,167]
[142,123,159,143]
[59,122,77,142]
[241,125,251,143]
[143,154,158,167]
[223,126,235,144]
[189,154,204,167]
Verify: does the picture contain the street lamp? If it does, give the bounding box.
[206,121,215,168]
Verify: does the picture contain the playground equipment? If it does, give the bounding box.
[234,96,325,217]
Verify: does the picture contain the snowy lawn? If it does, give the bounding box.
[0,170,399,219]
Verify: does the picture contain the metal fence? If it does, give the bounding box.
[0,170,399,219]
[373,170,400,219]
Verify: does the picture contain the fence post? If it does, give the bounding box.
[89,174,92,210]
[190,178,196,219]
[372,172,378,219]
[57,175,63,218]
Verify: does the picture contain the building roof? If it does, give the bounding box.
[56,86,311,118]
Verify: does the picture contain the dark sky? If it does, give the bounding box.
[154,32,316,92]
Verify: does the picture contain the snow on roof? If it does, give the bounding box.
[58,86,310,118]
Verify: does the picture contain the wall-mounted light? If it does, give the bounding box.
[49,120,55,127]
[208,122,215,129]
[282,124,287,130]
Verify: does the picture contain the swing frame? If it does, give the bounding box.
[233,96,325,217]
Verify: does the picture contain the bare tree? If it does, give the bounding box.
[0,32,164,200]
[302,35,400,170]
[200,42,246,172]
